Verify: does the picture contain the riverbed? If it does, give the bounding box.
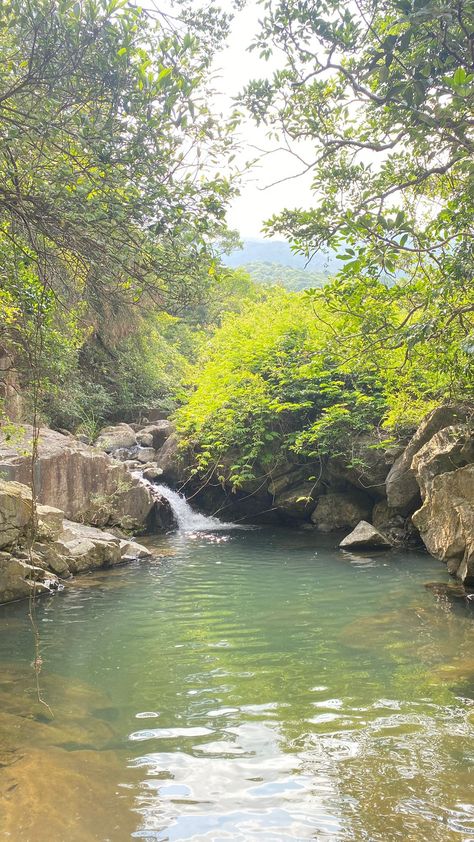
[0,526,473,841]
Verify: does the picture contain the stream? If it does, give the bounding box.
[0,491,473,841]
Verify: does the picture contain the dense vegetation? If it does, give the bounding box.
[0,0,237,430]
[177,0,474,486]
[0,0,472,480]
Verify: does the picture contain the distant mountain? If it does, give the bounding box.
[238,262,328,291]
[222,238,340,274]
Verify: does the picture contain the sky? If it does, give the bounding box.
[211,2,315,239]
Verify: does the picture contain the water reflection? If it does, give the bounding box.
[0,528,472,841]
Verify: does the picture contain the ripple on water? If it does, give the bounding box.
[0,527,472,841]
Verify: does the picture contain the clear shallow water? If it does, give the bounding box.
[0,527,473,842]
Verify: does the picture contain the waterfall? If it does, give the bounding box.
[155,484,235,532]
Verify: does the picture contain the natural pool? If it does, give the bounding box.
[0,526,473,841]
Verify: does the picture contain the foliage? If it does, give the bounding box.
[0,0,236,422]
[176,284,472,488]
[240,0,474,353]
[240,261,329,290]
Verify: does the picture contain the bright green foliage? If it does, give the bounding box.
[176,283,472,488]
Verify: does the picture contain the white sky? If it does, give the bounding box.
[211,2,315,238]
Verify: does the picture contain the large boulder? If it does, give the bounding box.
[371,500,421,549]
[411,425,474,500]
[136,421,172,450]
[155,433,190,486]
[340,520,392,550]
[326,434,394,500]
[274,483,318,520]
[0,426,154,530]
[0,553,58,604]
[95,423,137,452]
[0,480,33,549]
[386,405,469,514]
[53,520,122,573]
[412,465,474,584]
[311,490,372,532]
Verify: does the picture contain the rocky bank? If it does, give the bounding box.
[155,404,474,586]
[0,425,176,604]
[0,403,473,603]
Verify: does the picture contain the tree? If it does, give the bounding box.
[241,0,474,358]
[0,0,236,419]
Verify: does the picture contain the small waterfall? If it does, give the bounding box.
[155,484,234,532]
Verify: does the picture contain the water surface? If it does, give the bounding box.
[0,527,473,841]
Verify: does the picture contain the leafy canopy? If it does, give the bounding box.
[241,0,474,349]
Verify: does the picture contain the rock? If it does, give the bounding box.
[340,520,392,550]
[371,500,421,548]
[136,432,153,448]
[135,447,157,464]
[55,520,122,573]
[0,426,154,530]
[0,555,58,603]
[267,464,315,498]
[137,420,172,449]
[0,480,33,549]
[155,433,190,486]
[147,495,178,531]
[142,465,164,482]
[311,490,372,532]
[119,539,152,561]
[327,434,393,500]
[274,483,318,519]
[95,423,137,452]
[36,504,65,542]
[386,405,470,514]
[122,460,143,470]
[411,424,474,500]
[412,464,474,584]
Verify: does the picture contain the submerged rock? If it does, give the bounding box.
[339,520,392,550]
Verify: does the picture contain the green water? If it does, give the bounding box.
[0,527,473,841]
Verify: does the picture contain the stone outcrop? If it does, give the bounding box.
[0,480,33,548]
[0,479,155,603]
[311,490,372,532]
[386,405,469,514]
[412,463,474,584]
[274,483,317,519]
[155,433,188,486]
[411,425,474,500]
[340,520,392,550]
[0,552,58,603]
[0,426,154,530]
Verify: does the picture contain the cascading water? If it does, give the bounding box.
[155,484,235,532]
